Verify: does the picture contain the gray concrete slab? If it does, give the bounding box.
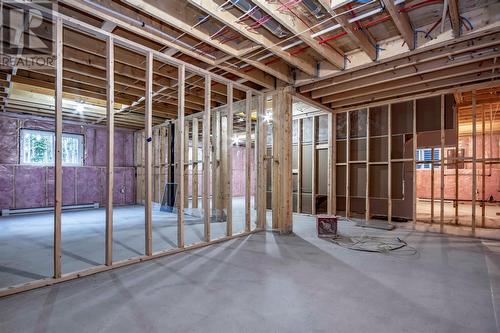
[0,215,499,333]
[0,197,256,288]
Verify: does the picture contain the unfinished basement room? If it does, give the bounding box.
[0,0,499,332]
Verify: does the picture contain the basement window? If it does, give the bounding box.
[416,148,440,170]
[20,129,84,166]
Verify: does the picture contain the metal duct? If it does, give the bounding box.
[302,0,326,19]
[228,0,288,38]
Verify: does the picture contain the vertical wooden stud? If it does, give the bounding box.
[203,76,211,242]
[144,51,153,256]
[365,108,370,221]
[53,17,63,278]
[105,36,114,266]
[440,95,445,233]
[346,111,350,217]
[430,147,434,223]
[471,90,477,235]
[192,119,199,209]
[245,91,252,232]
[311,116,317,215]
[454,103,459,224]
[388,105,392,224]
[272,94,280,230]
[256,93,267,230]
[481,104,486,228]
[177,64,185,248]
[413,100,417,226]
[297,119,302,213]
[184,121,189,209]
[226,84,233,235]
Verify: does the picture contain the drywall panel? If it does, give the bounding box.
[391,101,413,134]
[317,115,329,143]
[301,144,313,192]
[336,141,347,163]
[369,105,388,136]
[349,109,367,138]
[370,165,388,198]
[350,164,366,197]
[370,137,388,162]
[336,165,346,195]
[417,96,440,132]
[350,139,366,162]
[336,113,347,139]
[317,149,328,195]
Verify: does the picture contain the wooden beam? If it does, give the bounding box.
[327,113,336,215]
[448,0,461,37]
[144,51,153,256]
[300,30,500,94]
[53,17,63,279]
[226,83,233,235]
[481,102,486,227]
[203,75,211,242]
[252,0,344,69]
[188,0,316,76]
[346,111,350,217]
[471,90,477,235]
[256,93,267,229]
[440,94,445,233]
[330,70,500,109]
[412,100,417,226]
[245,91,252,232]
[105,36,114,266]
[177,64,186,248]
[381,0,414,50]
[317,0,376,60]
[387,105,392,224]
[365,108,370,221]
[192,118,199,209]
[311,116,317,215]
[297,119,302,213]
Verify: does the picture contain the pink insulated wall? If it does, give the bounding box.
[0,114,136,210]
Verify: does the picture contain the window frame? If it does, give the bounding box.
[19,128,85,166]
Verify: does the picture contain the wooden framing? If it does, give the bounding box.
[440,94,445,233]
[53,17,63,279]
[192,119,199,209]
[365,108,370,221]
[256,93,267,230]
[144,51,153,256]
[245,91,252,232]
[327,113,336,215]
[471,91,477,235]
[226,83,233,236]
[105,35,114,266]
[448,0,461,37]
[431,146,435,223]
[412,100,417,226]
[381,0,414,50]
[455,102,459,224]
[346,112,350,217]
[297,119,303,213]
[177,64,186,248]
[311,116,317,215]
[481,102,486,228]
[203,76,211,242]
[387,104,392,224]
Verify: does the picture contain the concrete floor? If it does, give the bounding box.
[0,197,256,288]
[417,199,500,228]
[0,215,499,332]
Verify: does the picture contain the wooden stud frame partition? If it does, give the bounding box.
[0,13,264,298]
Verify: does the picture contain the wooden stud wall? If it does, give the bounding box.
[0,16,265,297]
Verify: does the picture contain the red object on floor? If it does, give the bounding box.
[316,215,337,238]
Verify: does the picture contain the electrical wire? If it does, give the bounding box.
[330,234,418,254]
[224,0,379,68]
